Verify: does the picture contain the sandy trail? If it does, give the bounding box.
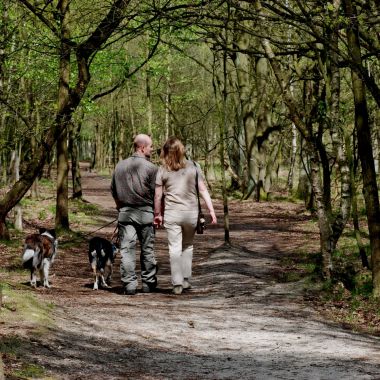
[18,168,380,379]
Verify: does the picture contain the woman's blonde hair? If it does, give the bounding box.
[160,137,186,171]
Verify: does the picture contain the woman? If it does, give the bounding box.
[154,137,217,295]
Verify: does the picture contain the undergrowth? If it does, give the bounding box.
[277,231,380,335]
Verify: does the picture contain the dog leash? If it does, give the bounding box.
[82,219,118,239]
[58,218,118,245]
[110,223,120,247]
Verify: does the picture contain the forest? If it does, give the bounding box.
[1,1,380,296]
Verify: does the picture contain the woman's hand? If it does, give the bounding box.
[154,184,164,228]
[199,180,217,225]
[154,214,163,228]
[210,211,217,224]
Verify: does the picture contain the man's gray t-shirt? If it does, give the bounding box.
[111,153,158,210]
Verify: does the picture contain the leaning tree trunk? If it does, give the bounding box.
[0,0,131,239]
[344,0,380,297]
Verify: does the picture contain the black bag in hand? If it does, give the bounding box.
[196,212,206,234]
[194,161,206,234]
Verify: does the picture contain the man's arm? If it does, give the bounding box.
[111,173,122,210]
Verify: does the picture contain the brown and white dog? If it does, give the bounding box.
[88,236,117,290]
[22,228,57,288]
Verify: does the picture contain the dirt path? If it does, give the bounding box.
[17,169,380,379]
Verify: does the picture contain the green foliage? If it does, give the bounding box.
[14,363,46,378]
[0,336,47,379]
[0,284,54,327]
[0,237,20,248]
[70,199,99,215]
[0,335,22,356]
[353,272,373,297]
[277,251,320,283]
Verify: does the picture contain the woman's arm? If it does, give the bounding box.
[199,180,217,224]
[154,184,164,227]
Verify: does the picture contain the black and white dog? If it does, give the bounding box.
[88,237,117,290]
[22,228,58,288]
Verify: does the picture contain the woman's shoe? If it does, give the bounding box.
[173,285,183,295]
[183,278,192,289]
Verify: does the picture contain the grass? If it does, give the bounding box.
[13,363,47,379]
[0,283,54,328]
[0,335,48,379]
[276,251,319,283]
[0,283,55,379]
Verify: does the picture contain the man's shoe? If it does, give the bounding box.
[183,278,192,290]
[124,287,136,295]
[172,285,183,295]
[142,282,157,293]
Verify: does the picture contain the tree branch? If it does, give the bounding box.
[91,29,161,101]
[17,0,59,36]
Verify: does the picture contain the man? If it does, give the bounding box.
[111,134,158,295]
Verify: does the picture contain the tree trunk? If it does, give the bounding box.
[55,128,69,230]
[30,134,39,199]
[164,79,171,140]
[146,57,153,135]
[352,173,370,269]
[287,124,297,194]
[307,141,333,277]
[322,4,352,250]
[233,42,256,197]
[69,122,83,199]
[220,47,230,245]
[13,146,22,231]
[213,22,232,245]
[55,0,70,231]
[127,82,136,140]
[343,0,380,297]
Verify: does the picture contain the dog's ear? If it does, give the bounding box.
[39,227,47,234]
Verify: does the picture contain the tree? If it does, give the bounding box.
[0,0,150,236]
[343,0,380,296]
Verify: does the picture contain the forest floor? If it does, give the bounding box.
[1,165,380,379]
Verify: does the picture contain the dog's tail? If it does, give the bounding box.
[22,248,35,263]
[23,246,42,268]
